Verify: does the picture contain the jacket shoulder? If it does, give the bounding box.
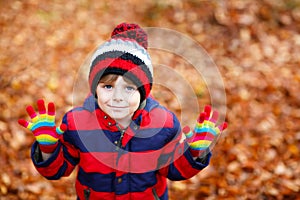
[140,97,180,130]
[62,104,100,131]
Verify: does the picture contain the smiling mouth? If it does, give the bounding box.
[108,105,128,109]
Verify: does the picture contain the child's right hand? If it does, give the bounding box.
[18,99,67,153]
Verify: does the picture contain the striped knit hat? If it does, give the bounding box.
[89,23,153,102]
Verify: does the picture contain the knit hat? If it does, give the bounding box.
[88,23,153,102]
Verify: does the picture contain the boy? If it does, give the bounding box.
[19,23,227,200]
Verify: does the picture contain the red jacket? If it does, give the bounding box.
[31,96,211,200]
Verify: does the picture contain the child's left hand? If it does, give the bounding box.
[183,105,228,157]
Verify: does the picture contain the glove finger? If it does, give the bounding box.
[18,119,31,129]
[204,105,211,120]
[210,110,219,123]
[47,102,56,122]
[56,123,67,135]
[37,99,46,115]
[218,122,228,131]
[182,126,194,141]
[47,102,56,116]
[26,105,37,120]
[197,112,206,123]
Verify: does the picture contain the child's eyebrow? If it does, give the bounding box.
[125,83,137,87]
[99,81,115,84]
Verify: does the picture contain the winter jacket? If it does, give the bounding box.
[31,95,211,200]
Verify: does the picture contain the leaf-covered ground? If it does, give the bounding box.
[1,0,300,199]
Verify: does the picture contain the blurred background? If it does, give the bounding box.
[1,0,300,199]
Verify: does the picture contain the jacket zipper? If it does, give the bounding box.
[116,126,125,151]
[152,188,160,200]
[84,188,90,200]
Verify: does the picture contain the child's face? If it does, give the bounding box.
[96,75,141,126]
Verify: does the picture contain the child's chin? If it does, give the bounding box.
[110,112,129,119]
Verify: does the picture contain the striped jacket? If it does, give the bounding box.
[31,95,211,200]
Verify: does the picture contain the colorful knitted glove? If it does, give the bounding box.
[18,99,67,153]
[183,105,228,157]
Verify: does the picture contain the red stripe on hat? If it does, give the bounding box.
[89,57,151,85]
[89,57,151,95]
[89,58,114,86]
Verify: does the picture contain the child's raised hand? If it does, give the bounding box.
[183,105,227,157]
[18,99,67,153]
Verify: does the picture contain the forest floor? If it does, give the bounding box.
[1,0,300,199]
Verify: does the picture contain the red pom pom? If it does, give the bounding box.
[111,23,141,36]
[111,22,148,49]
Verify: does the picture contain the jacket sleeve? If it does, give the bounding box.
[31,113,80,180]
[158,114,211,181]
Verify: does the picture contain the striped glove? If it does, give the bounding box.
[183,105,227,157]
[18,99,66,153]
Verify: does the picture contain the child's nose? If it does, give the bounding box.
[112,88,124,102]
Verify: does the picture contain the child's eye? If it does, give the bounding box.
[104,85,113,90]
[125,86,136,91]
